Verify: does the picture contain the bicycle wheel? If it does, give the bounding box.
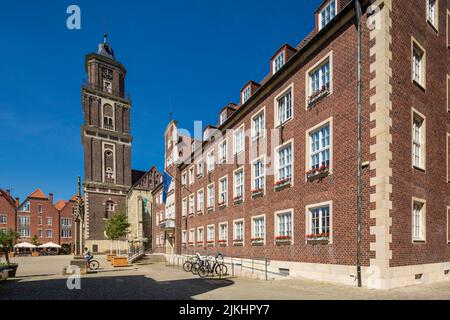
[198,265,209,278]
[183,261,192,272]
[215,264,227,277]
[191,262,201,275]
[89,260,100,270]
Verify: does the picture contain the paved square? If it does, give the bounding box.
[1,255,450,300]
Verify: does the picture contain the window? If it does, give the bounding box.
[197,227,204,243]
[276,211,292,238]
[427,0,437,29]
[61,229,72,238]
[412,111,425,170]
[197,189,204,213]
[21,201,30,212]
[310,124,331,170]
[276,89,292,126]
[319,0,337,30]
[38,216,42,225]
[182,198,187,216]
[106,201,115,213]
[447,134,450,183]
[46,217,52,226]
[38,205,43,215]
[412,199,426,242]
[276,143,292,182]
[61,218,72,227]
[189,229,195,244]
[234,168,244,200]
[412,40,425,88]
[189,166,195,184]
[252,109,265,140]
[252,216,265,240]
[46,229,52,238]
[38,229,43,238]
[219,176,228,206]
[308,205,331,236]
[220,111,227,125]
[219,223,228,242]
[182,172,187,186]
[242,86,251,104]
[207,150,215,172]
[182,230,187,244]
[219,140,227,163]
[252,157,265,191]
[234,126,244,155]
[0,229,6,234]
[234,220,244,241]
[103,80,112,93]
[61,218,72,238]
[0,215,7,224]
[207,184,215,209]
[273,51,285,74]
[189,194,195,214]
[207,225,215,242]
[102,104,114,130]
[197,159,203,177]
[308,60,330,103]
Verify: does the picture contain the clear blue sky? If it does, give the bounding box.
[0,0,320,202]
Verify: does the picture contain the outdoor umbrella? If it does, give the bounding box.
[14,242,36,249]
[38,242,62,249]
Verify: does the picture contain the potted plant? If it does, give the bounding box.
[0,229,20,278]
[105,208,130,267]
[274,177,291,190]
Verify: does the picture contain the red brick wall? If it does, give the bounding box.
[175,14,373,267]
[59,201,76,245]
[389,0,450,267]
[0,193,16,233]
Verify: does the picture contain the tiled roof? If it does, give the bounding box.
[54,200,67,211]
[0,189,16,208]
[29,189,47,199]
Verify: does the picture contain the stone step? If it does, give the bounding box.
[141,254,166,263]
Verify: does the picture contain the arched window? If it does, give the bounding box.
[103,104,114,130]
[105,200,115,218]
[104,146,115,183]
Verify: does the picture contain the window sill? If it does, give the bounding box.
[251,190,264,199]
[412,165,426,173]
[307,90,330,107]
[427,20,438,33]
[274,179,292,191]
[412,79,426,91]
[413,239,426,244]
[233,198,243,205]
[275,117,293,129]
[233,241,244,247]
[306,168,330,182]
[275,239,292,246]
[218,204,227,210]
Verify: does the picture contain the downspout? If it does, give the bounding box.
[354,0,363,288]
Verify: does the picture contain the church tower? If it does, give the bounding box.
[81,34,132,253]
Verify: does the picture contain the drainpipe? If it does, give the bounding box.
[354,0,363,288]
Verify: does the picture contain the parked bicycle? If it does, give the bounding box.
[198,253,228,278]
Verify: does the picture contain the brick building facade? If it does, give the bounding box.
[152,0,450,288]
[0,189,18,234]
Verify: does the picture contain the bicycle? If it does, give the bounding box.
[198,254,228,278]
[87,258,100,270]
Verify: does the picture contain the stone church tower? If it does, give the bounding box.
[81,34,132,253]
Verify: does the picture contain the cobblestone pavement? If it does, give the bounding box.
[1,255,450,300]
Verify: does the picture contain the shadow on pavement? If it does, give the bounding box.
[0,274,234,300]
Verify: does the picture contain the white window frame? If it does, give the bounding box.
[197,226,204,243]
[182,172,187,186]
[274,139,293,184]
[306,118,334,175]
[189,228,195,244]
[219,175,228,206]
[46,229,52,238]
[319,0,337,30]
[272,50,285,75]
[426,0,438,30]
[251,214,266,243]
[412,109,426,171]
[305,201,333,243]
[220,111,227,126]
[182,230,187,244]
[197,189,204,213]
[233,167,245,201]
[412,38,426,89]
[207,224,215,243]
[412,198,426,242]
[251,155,266,193]
[197,158,204,178]
[274,209,293,243]
[233,219,245,242]
[242,85,251,104]
[274,83,294,127]
[207,182,215,210]
[251,106,265,141]
[189,194,195,214]
[0,214,7,224]
[207,149,215,172]
[219,222,228,244]
[189,166,195,185]
[219,138,228,164]
[182,197,187,216]
[233,124,245,155]
[308,123,331,170]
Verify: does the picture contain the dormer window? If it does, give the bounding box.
[220,111,227,125]
[242,86,251,104]
[319,0,337,30]
[273,51,285,75]
[20,201,31,212]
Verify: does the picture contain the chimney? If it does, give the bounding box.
[49,193,54,205]
[15,197,19,208]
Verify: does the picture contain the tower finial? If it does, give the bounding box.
[104,33,108,44]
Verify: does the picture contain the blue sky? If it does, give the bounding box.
[0,0,320,202]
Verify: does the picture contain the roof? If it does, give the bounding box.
[54,200,67,211]
[97,33,115,60]
[0,189,16,208]
[29,189,47,199]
